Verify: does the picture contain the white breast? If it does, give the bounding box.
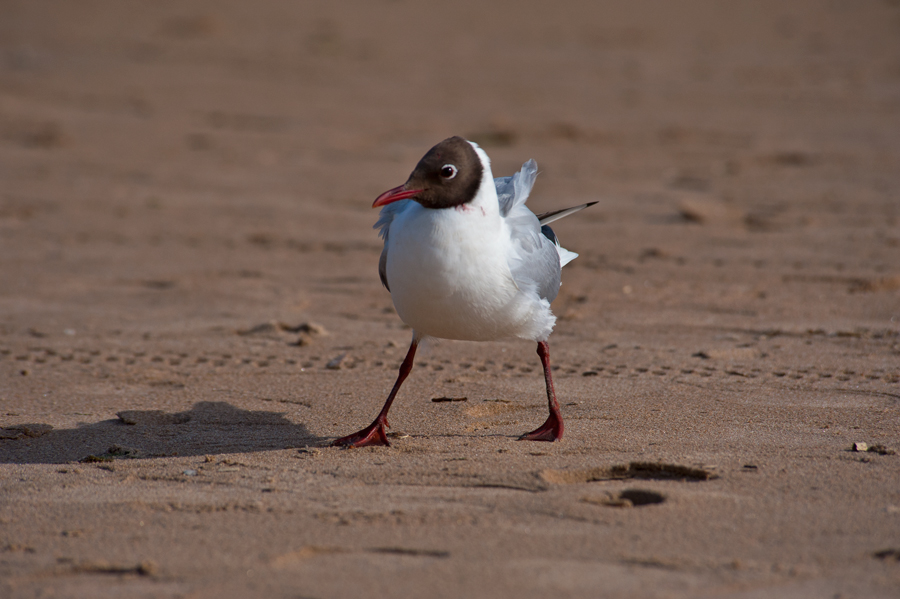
[385,186,556,342]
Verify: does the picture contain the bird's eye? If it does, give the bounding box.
[440,164,458,179]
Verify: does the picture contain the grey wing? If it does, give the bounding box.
[499,159,565,303]
[373,199,410,292]
[506,204,563,304]
[374,199,409,241]
[522,234,564,304]
[499,162,598,302]
[495,159,538,217]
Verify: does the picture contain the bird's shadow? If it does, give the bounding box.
[0,401,322,464]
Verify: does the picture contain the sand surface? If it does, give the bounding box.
[2,1,899,597]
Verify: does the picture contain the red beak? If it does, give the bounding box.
[372,185,422,208]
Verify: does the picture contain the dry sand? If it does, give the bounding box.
[1,1,899,597]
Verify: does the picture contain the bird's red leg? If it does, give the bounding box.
[519,341,564,442]
[332,339,418,448]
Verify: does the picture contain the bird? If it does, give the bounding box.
[332,136,596,447]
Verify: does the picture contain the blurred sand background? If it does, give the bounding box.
[1,1,899,597]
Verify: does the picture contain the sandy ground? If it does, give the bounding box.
[1,1,899,597]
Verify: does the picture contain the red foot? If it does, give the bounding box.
[519,411,564,442]
[332,418,390,448]
[332,339,417,448]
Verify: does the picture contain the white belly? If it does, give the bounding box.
[385,203,555,342]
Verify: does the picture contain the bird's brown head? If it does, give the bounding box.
[373,136,484,209]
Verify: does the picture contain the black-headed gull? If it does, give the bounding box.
[333,136,595,447]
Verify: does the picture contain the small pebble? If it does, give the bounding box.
[325,354,346,369]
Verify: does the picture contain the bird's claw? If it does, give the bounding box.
[332,419,390,448]
[518,412,564,442]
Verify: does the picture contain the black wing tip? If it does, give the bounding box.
[535,201,599,225]
[540,224,558,245]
